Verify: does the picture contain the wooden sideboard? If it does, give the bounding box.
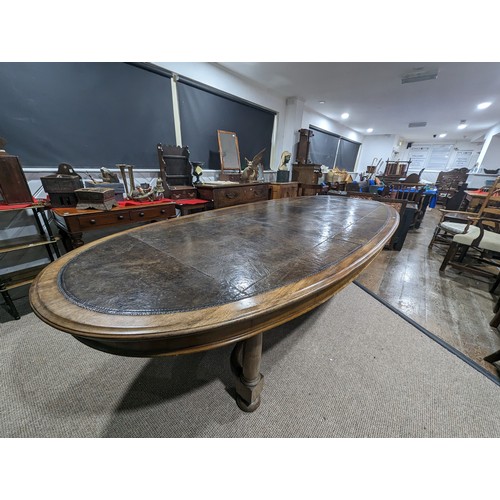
[196,182,269,209]
[269,182,299,199]
[52,201,176,250]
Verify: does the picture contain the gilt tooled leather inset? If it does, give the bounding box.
[57,197,392,315]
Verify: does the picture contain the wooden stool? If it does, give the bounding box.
[175,199,210,216]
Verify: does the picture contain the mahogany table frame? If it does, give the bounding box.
[31,197,398,412]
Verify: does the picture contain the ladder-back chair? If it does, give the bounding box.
[429,177,500,249]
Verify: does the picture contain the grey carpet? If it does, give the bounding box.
[1,283,500,438]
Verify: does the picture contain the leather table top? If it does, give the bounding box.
[30,196,398,356]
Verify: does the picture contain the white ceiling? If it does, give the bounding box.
[216,62,500,144]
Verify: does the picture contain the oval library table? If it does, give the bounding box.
[30,196,398,412]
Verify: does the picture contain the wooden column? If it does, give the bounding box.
[231,333,264,412]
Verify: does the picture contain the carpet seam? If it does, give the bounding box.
[353,280,500,387]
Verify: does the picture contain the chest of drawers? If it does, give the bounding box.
[197,182,269,209]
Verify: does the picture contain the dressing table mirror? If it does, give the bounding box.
[217,130,241,174]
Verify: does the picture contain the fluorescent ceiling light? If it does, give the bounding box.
[439,133,447,138]
[366,128,373,133]
[477,102,492,109]
[341,112,349,119]
[319,100,325,104]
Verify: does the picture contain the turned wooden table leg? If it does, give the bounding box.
[231,333,264,412]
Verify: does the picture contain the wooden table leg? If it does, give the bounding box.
[231,333,264,412]
[69,231,84,249]
[1,287,20,320]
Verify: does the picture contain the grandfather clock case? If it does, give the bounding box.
[0,153,33,204]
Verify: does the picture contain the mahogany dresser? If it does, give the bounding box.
[52,201,176,250]
[196,182,269,209]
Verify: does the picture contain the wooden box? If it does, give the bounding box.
[41,174,83,193]
[168,186,197,200]
[75,187,117,211]
[84,181,125,201]
[41,173,84,207]
[269,182,298,199]
[291,164,322,185]
[0,153,33,204]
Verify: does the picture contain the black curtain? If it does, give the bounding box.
[0,62,175,168]
[336,138,361,170]
[177,81,275,169]
[309,126,340,166]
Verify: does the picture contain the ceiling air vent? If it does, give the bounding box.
[408,121,427,128]
[401,67,439,84]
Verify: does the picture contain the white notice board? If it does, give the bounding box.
[451,150,473,169]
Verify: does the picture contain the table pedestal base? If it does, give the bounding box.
[231,333,264,412]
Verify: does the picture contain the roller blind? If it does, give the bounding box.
[309,126,340,167]
[336,138,361,170]
[177,80,275,169]
[0,62,175,168]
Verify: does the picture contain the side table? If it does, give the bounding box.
[52,201,176,250]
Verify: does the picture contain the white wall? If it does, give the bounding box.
[155,62,287,169]
[480,135,500,170]
[357,135,400,174]
[477,122,500,168]
[154,63,362,171]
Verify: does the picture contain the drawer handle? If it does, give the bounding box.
[160,209,166,214]
[118,215,124,220]
[139,212,145,217]
[90,219,96,224]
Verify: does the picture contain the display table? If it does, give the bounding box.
[196,182,269,209]
[464,189,500,211]
[52,200,176,250]
[30,196,398,412]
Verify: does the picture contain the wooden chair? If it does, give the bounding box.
[378,182,426,228]
[156,144,209,216]
[482,288,500,365]
[439,208,500,285]
[435,168,470,205]
[429,177,500,248]
[401,168,425,183]
[346,193,411,250]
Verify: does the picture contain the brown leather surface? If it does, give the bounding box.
[57,196,392,315]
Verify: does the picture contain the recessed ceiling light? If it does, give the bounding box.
[477,102,492,110]
[319,100,325,104]
[439,133,447,138]
[457,120,467,130]
[366,128,373,133]
[341,112,349,119]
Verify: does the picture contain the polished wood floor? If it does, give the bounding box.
[357,206,500,378]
